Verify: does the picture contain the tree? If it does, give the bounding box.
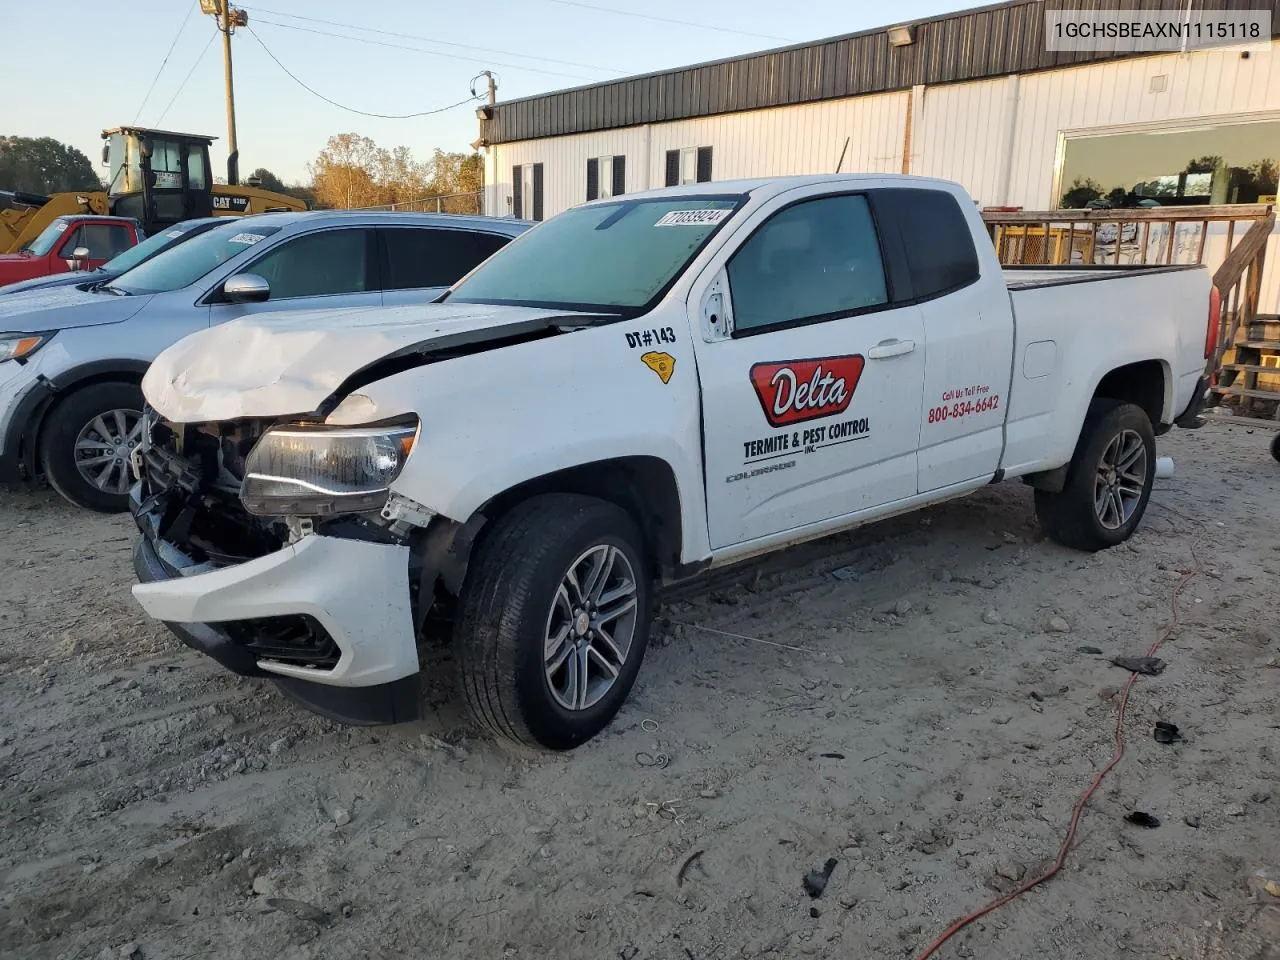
[307,134,484,213]
[311,133,395,209]
[248,167,287,193]
[1060,177,1103,208]
[0,136,101,194]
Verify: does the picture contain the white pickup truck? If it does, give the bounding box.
[128,174,1214,749]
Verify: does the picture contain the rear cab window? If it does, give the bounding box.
[873,188,981,301]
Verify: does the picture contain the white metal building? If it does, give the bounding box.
[476,0,1279,303]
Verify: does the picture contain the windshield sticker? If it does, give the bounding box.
[641,351,675,384]
[654,209,730,227]
[227,232,267,245]
[165,230,184,238]
[750,355,865,427]
[54,222,68,233]
[624,326,676,349]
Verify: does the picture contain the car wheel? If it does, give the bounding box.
[1271,432,1280,463]
[1035,400,1155,552]
[454,493,652,750]
[39,382,144,513]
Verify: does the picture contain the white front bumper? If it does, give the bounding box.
[132,534,418,687]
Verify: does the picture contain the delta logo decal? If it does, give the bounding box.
[749,355,865,428]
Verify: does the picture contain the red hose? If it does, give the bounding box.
[913,550,1203,960]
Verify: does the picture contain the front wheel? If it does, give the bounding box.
[454,494,652,750]
[1035,400,1156,551]
[39,382,144,513]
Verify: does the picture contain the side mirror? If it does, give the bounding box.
[222,273,270,303]
[101,143,110,167]
[139,137,153,160]
[67,246,90,271]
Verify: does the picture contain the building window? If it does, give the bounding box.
[665,147,713,187]
[1059,119,1279,208]
[586,155,626,201]
[512,163,545,220]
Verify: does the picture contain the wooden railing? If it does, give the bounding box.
[981,204,1277,414]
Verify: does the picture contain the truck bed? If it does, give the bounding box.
[1003,263,1203,291]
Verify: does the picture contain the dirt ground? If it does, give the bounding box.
[1,420,1278,960]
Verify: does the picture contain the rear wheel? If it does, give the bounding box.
[454,493,651,750]
[39,382,144,513]
[1035,400,1155,551]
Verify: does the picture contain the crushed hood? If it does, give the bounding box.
[0,285,150,331]
[144,301,600,422]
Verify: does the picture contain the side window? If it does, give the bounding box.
[878,188,980,300]
[188,150,208,191]
[382,228,510,290]
[80,224,135,259]
[245,229,372,300]
[727,194,888,334]
[57,226,84,257]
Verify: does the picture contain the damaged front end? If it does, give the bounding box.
[129,409,444,725]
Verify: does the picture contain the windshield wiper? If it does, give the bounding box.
[98,283,130,296]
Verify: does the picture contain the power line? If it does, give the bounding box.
[538,0,790,42]
[246,5,625,76]
[134,3,198,122]
[249,16,599,82]
[155,29,218,126]
[245,27,482,119]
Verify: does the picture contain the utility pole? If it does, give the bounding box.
[199,0,246,185]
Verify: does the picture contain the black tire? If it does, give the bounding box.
[1271,432,1280,463]
[454,493,652,750]
[39,381,144,513]
[1034,400,1156,552]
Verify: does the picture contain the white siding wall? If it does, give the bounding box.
[913,76,1018,207]
[485,91,907,219]
[485,127,649,220]
[644,91,907,183]
[485,44,1280,310]
[1006,47,1280,207]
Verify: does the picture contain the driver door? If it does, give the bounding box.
[689,188,926,548]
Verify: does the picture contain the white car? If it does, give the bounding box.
[128,174,1213,749]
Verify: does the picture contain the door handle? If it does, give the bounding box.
[867,338,916,360]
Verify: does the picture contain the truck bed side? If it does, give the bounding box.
[999,264,1211,477]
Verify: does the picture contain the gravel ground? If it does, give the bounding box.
[1,421,1278,960]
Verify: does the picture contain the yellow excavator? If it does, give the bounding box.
[1,126,308,253]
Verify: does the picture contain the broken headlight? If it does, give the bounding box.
[240,419,419,517]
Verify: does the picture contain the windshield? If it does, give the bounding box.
[107,223,282,295]
[448,195,744,314]
[100,222,214,274]
[23,218,72,257]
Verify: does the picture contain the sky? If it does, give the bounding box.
[7,0,966,187]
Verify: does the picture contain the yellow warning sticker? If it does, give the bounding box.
[641,351,676,384]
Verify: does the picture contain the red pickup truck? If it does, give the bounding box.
[0,215,143,288]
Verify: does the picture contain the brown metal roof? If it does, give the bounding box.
[483,0,1280,144]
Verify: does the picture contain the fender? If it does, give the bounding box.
[1,358,150,480]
